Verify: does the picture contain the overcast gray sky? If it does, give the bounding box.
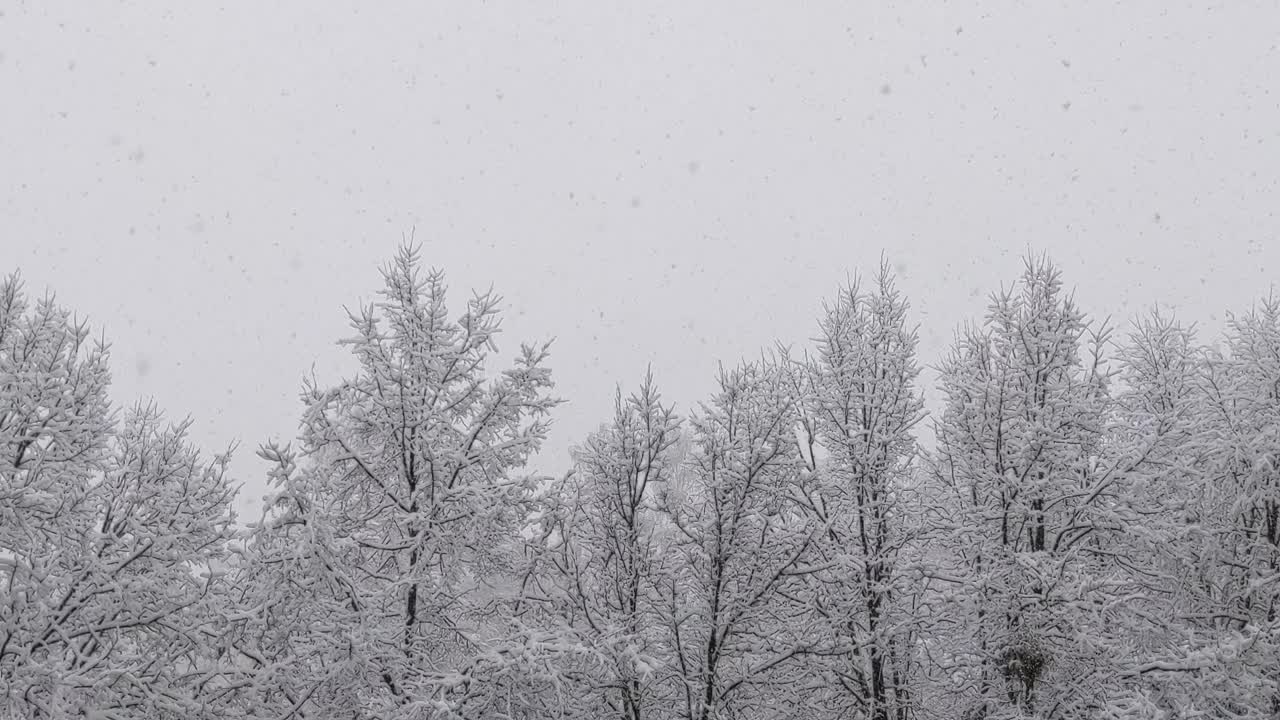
[4,2,1279,520]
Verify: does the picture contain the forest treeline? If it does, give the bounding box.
[3,246,1280,719]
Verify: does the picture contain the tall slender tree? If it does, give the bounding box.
[793,265,926,720]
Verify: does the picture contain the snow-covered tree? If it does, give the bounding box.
[928,257,1116,718]
[658,359,823,720]
[234,245,559,719]
[792,267,927,720]
[1078,309,1215,717]
[1117,297,1280,718]
[0,274,238,719]
[527,371,683,720]
[1074,299,1280,718]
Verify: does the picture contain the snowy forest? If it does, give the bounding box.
[5,244,1280,720]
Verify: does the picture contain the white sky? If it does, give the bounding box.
[4,2,1279,521]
